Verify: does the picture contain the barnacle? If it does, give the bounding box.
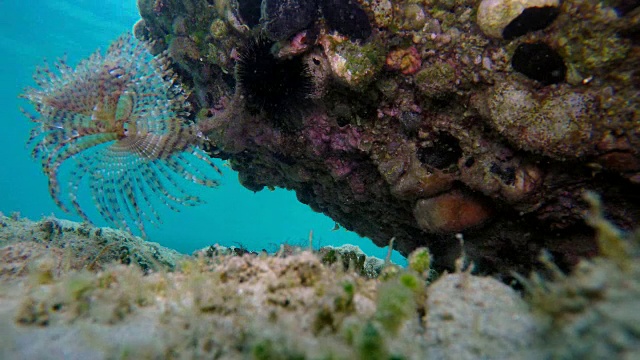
[20,34,221,236]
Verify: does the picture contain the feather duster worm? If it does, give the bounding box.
[20,34,221,236]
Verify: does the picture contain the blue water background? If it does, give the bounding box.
[0,1,405,264]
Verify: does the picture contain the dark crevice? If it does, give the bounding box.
[237,0,263,28]
[502,6,559,40]
[417,133,463,169]
[511,42,566,85]
[490,163,516,185]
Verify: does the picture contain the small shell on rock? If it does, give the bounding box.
[413,191,492,233]
[477,0,560,39]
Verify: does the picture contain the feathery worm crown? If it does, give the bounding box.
[20,34,221,236]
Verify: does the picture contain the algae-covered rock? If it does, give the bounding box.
[0,218,535,359]
[485,82,595,158]
[0,214,183,273]
[320,34,386,89]
[521,194,640,359]
[2,215,640,359]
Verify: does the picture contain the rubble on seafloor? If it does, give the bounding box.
[1,209,639,359]
[131,0,640,275]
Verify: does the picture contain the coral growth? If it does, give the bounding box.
[0,214,183,274]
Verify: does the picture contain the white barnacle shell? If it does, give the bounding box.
[476,0,560,39]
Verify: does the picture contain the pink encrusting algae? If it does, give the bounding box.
[20,34,222,236]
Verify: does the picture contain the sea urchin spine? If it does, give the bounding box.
[235,36,315,131]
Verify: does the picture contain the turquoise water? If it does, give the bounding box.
[0,1,405,264]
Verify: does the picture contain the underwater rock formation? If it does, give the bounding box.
[22,0,640,275]
[2,209,640,358]
[0,214,184,273]
[129,0,640,275]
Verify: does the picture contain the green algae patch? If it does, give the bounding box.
[553,1,630,78]
[374,277,417,335]
[407,247,432,278]
[322,36,386,89]
[415,61,456,98]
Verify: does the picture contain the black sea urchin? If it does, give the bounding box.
[236,36,314,131]
[262,0,318,41]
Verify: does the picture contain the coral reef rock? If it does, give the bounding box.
[131,0,640,275]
